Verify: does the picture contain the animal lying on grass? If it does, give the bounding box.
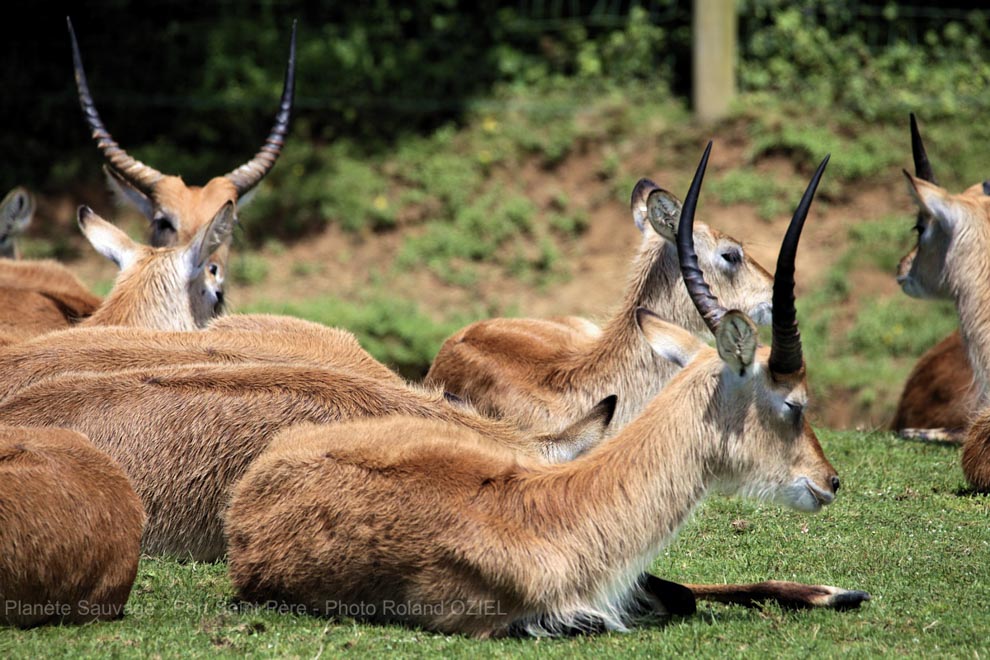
[224,145,868,637]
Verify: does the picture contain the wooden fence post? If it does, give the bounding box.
[693,0,737,122]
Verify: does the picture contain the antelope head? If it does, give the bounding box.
[78,202,237,328]
[657,142,839,511]
[630,177,774,327]
[897,114,990,300]
[66,18,295,265]
[0,187,34,258]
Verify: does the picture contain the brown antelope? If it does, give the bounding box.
[0,187,34,259]
[892,114,977,438]
[894,117,990,489]
[224,147,868,637]
[0,315,402,403]
[0,426,144,627]
[76,203,234,330]
[67,17,294,283]
[0,362,614,561]
[426,177,773,448]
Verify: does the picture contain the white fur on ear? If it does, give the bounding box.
[636,307,705,368]
[77,206,141,271]
[715,310,758,377]
[104,165,154,220]
[904,170,957,231]
[185,201,237,274]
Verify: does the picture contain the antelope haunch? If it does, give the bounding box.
[0,187,34,258]
[68,17,295,291]
[225,146,866,637]
[426,177,773,449]
[894,115,990,488]
[77,203,235,330]
[0,426,145,627]
[892,115,976,438]
[0,362,612,561]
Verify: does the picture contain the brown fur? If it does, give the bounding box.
[0,260,103,342]
[0,362,611,561]
[962,409,990,491]
[0,315,401,402]
[0,426,145,627]
[426,187,773,440]
[891,330,976,432]
[226,333,843,637]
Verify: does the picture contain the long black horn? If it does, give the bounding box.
[677,141,726,333]
[225,20,297,196]
[768,155,829,375]
[67,17,164,194]
[910,113,937,184]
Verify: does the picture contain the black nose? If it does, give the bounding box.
[830,476,841,493]
[216,290,225,305]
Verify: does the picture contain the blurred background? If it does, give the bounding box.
[3,0,989,428]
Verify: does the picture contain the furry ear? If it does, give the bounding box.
[636,307,705,368]
[104,165,154,220]
[903,170,957,231]
[715,310,758,377]
[77,206,141,271]
[1,187,34,226]
[184,201,237,273]
[630,178,681,240]
[537,395,617,462]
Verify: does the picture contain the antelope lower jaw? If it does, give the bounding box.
[781,476,834,513]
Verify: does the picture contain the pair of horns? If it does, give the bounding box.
[677,142,829,376]
[67,17,296,196]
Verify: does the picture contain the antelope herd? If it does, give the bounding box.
[1,20,985,640]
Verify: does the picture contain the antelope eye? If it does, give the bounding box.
[208,264,220,277]
[154,216,175,233]
[721,249,742,265]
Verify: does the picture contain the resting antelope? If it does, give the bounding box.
[0,362,613,561]
[0,186,33,259]
[895,119,990,489]
[426,176,773,450]
[68,17,295,285]
[0,315,402,403]
[0,426,144,627]
[225,146,868,637]
[891,115,978,438]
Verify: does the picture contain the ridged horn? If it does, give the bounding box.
[677,141,726,333]
[67,16,164,194]
[910,113,937,185]
[224,20,297,196]
[768,155,829,376]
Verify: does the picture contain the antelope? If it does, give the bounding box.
[0,425,144,627]
[67,18,295,281]
[224,147,868,637]
[0,362,614,561]
[75,203,234,330]
[892,114,977,438]
[0,315,402,403]
[895,118,990,489]
[426,176,773,448]
[0,187,34,258]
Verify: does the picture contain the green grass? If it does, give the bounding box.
[3,431,988,656]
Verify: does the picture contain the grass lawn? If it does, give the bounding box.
[2,430,987,657]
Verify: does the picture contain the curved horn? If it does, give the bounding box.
[67,17,164,194]
[909,113,937,184]
[768,155,829,376]
[225,20,297,196]
[677,141,726,333]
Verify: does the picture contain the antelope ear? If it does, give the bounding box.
[636,307,705,367]
[715,310,758,377]
[538,395,618,462]
[1,187,34,225]
[104,165,154,220]
[77,206,141,271]
[631,179,681,240]
[185,201,237,273]
[904,171,957,230]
